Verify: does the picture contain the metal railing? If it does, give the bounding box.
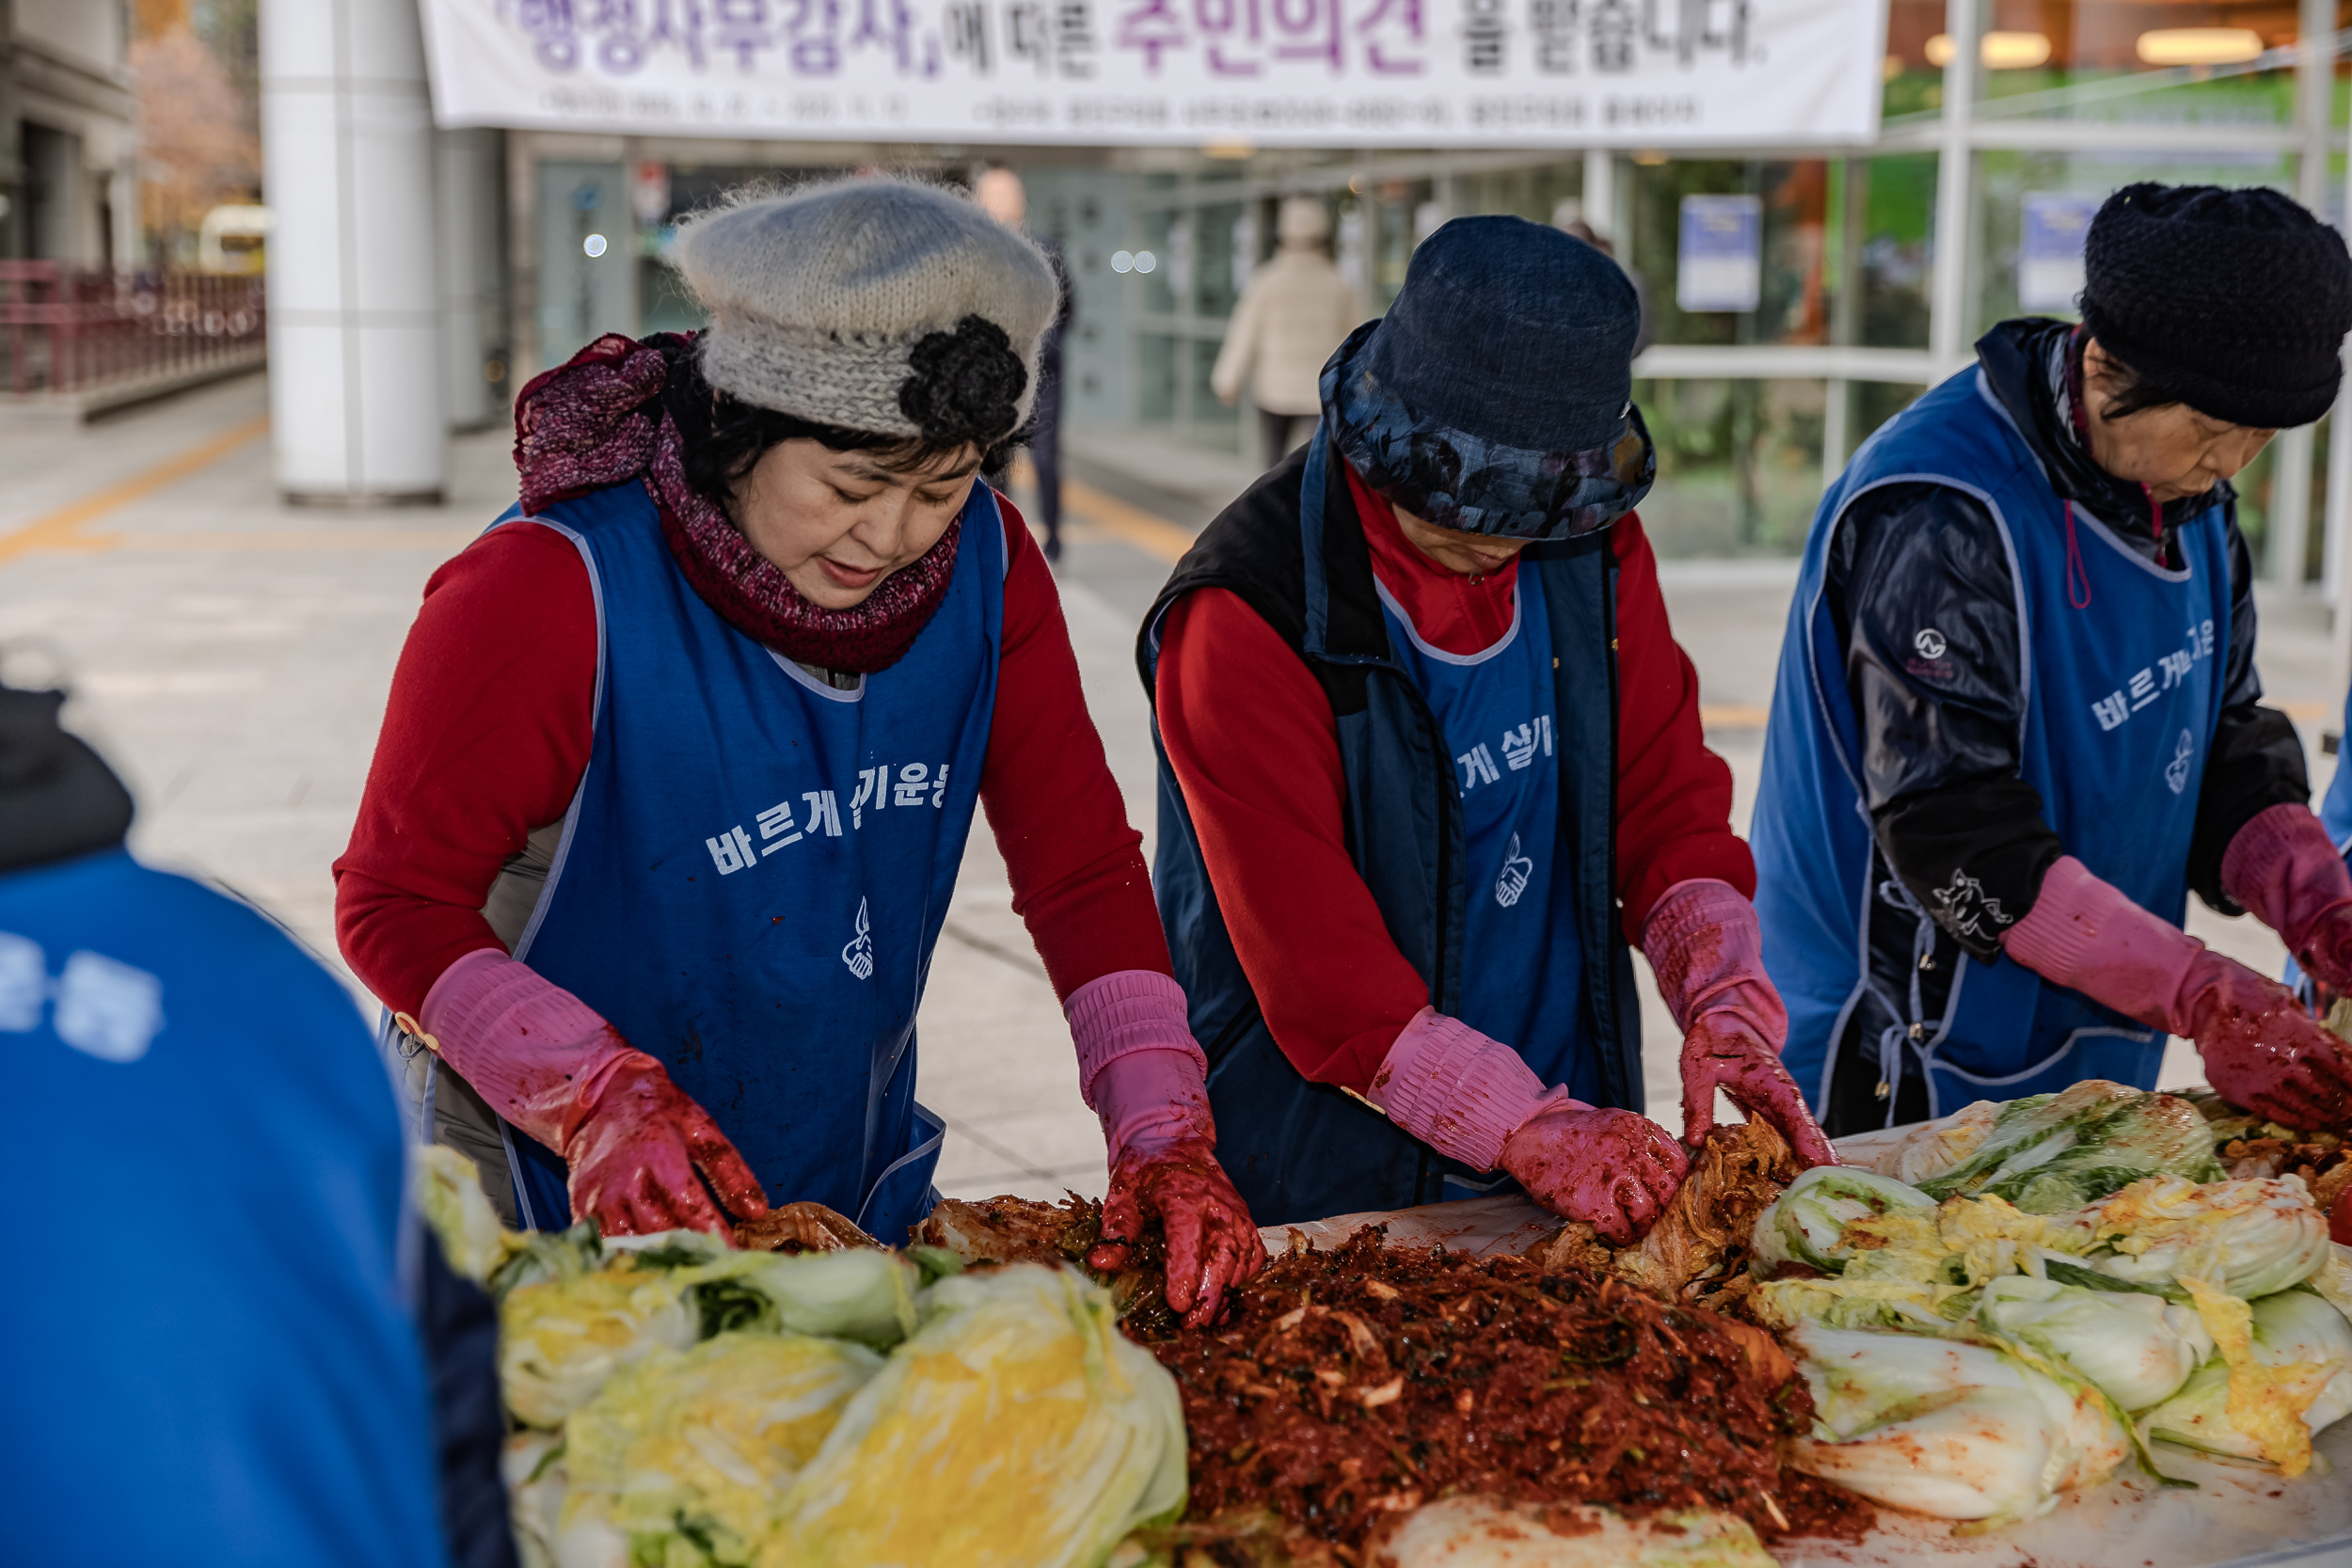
[0,263,267,397]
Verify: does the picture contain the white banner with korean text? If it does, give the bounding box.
[418,0,1888,148]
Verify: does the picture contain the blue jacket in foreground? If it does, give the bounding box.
[0,847,450,1568]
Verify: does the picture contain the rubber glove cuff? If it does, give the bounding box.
[416,946,631,1154]
[1365,1006,1555,1173]
[1998,855,2200,1033]
[2222,802,2352,975]
[1065,969,1212,1164]
[1640,877,1788,1044]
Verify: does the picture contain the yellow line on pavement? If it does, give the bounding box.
[1058,476,1198,564]
[0,415,270,566]
[108,530,476,553]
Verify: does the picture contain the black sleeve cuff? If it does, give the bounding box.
[1872,775,2064,960]
[2188,702,2311,913]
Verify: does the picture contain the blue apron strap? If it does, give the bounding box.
[853,1101,946,1246]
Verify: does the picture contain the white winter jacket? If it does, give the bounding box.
[1210,248,1364,417]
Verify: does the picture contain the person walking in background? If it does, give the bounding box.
[977,167,1075,562]
[1212,195,1362,467]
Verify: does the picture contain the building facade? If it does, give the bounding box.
[0,0,139,268]
[469,0,2351,576]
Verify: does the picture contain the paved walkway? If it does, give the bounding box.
[0,375,2328,1209]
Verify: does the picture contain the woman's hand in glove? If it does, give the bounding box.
[1068,972,1268,1328]
[2005,854,2352,1132]
[1498,1098,1690,1244]
[1677,1014,1838,1167]
[560,1050,771,1239]
[1642,879,1836,1168]
[413,948,768,1241]
[1092,1138,1268,1328]
[2224,803,2352,1002]
[2176,955,2352,1130]
[1367,1006,1687,1244]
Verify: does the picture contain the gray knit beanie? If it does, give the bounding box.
[671,177,1058,436]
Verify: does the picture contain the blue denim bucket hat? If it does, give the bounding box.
[1321,214,1654,540]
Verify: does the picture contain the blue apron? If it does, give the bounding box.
[2296,688,2352,998]
[1374,570,1599,1106]
[2321,688,2352,857]
[1753,367,2233,1121]
[495,479,1003,1243]
[6,850,449,1568]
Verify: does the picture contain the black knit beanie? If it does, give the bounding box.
[2079,182,2352,429]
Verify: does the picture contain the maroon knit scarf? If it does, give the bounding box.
[512,334,961,674]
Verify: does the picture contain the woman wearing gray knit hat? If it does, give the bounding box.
[1754,182,2352,1139]
[336,177,1265,1323]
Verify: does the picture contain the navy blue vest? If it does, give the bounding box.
[498,479,1004,1243]
[1138,433,1641,1225]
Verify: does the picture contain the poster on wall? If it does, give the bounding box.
[2019,193,2101,312]
[1676,193,1760,311]
[417,0,1888,149]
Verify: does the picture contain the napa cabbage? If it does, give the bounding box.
[2146,1288,2352,1475]
[499,1257,698,1429]
[1876,1100,2002,1187]
[669,1246,925,1348]
[1375,1499,1777,1567]
[2089,1175,2330,1302]
[1912,1083,2221,1213]
[415,1144,518,1285]
[1972,1274,2212,1411]
[1750,1166,1938,1274]
[771,1263,1186,1568]
[556,1331,883,1566]
[1785,1325,2128,1524]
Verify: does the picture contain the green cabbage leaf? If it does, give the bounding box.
[1750,1166,1937,1275]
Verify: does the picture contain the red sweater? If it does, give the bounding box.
[1153,461,1751,1093]
[335,495,1171,1018]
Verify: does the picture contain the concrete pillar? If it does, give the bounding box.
[1927,0,1979,374]
[1582,148,1617,245]
[260,0,444,503]
[2270,425,2316,588]
[437,126,501,431]
[2325,141,2352,712]
[2269,0,2333,587]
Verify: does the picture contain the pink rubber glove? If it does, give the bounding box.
[2223,802,2352,999]
[1642,878,1837,1168]
[1367,1006,1687,1243]
[2002,855,2352,1130]
[1067,970,1267,1326]
[412,948,768,1238]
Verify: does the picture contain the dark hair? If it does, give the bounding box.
[650,317,1030,503]
[2090,347,2185,421]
